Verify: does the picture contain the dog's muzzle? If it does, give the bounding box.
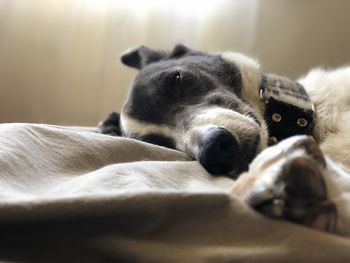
[198,127,240,175]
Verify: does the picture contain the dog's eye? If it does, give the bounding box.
[163,71,185,97]
[172,71,182,90]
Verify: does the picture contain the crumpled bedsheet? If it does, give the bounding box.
[0,123,350,262]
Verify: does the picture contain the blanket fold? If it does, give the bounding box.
[0,123,349,262]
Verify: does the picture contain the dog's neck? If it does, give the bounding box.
[259,74,316,143]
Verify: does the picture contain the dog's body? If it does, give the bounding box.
[100,45,350,237]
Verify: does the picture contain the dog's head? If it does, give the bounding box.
[116,44,269,177]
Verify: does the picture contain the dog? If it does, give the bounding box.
[99,44,350,237]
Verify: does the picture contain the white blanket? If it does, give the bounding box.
[1,123,350,262]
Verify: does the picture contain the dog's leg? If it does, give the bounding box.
[232,136,350,236]
[98,112,121,136]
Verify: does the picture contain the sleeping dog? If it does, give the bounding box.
[99,44,350,237]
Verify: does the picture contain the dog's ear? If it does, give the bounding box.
[98,112,122,136]
[170,44,192,58]
[121,46,166,70]
[121,44,194,70]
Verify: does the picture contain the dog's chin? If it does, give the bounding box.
[227,167,244,179]
[225,142,260,179]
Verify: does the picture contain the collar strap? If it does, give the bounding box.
[260,74,316,143]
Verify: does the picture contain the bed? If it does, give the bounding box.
[1,123,350,262]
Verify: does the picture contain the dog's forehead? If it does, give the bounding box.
[131,50,260,89]
[136,53,229,78]
[129,53,244,100]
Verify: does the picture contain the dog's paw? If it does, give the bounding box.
[98,112,121,136]
[233,136,337,232]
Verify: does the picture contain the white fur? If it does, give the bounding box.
[221,52,265,114]
[298,66,350,168]
[120,113,174,138]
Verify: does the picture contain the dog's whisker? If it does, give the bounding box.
[226,101,235,110]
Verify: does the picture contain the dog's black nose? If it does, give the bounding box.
[198,127,239,174]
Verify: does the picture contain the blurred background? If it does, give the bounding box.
[0,0,349,125]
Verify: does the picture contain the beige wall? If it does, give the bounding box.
[1,0,349,125]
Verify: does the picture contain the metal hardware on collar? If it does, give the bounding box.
[272,113,282,122]
[259,88,269,103]
[312,103,315,112]
[297,118,308,127]
[259,74,269,103]
[268,136,278,146]
[259,88,264,100]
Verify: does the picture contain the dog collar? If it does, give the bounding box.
[259,74,315,143]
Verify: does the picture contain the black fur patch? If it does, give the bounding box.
[99,112,121,136]
[140,134,176,149]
